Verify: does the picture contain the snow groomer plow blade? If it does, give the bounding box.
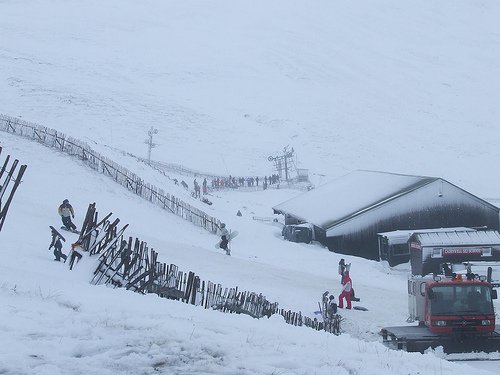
[381,325,500,353]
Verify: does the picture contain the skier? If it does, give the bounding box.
[48,228,67,262]
[219,223,230,255]
[321,291,330,319]
[194,179,201,198]
[338,258,351,283]
[202,178,208,195]
[338,271,353,309]
[58,199,77,232]
[338,258,346,283]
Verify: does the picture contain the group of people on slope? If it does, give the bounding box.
[337,258,359,309]
[49,199,83,268]
[322,258,356,317]
[52,199,360,305]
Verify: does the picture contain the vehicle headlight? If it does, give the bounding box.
[481,320,492,326]
[433,320,447,326]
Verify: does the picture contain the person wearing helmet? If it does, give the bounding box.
[219,223,230,254]
[58,199,77,232]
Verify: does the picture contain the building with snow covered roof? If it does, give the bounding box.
[273,170,500,263]
[409,230,500,276]
[377,227,478,267]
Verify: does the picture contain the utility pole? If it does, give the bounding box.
[268,146,295,182]
[145,127,158,165]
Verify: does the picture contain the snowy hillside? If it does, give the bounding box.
[1,0,500,373]
[3,124,499,375]
[1,0,500,195]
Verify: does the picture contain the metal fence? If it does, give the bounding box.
[0,114,221,234]
[86,207,340,334]
[3,114,341,335]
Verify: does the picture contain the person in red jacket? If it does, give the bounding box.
[338,271,352,309]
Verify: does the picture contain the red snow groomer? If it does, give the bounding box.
[381,264,500,353]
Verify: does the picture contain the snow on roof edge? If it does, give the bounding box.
[321,177,437,229]
[273,170,438,229]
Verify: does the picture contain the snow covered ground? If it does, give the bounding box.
[4,129,500,375]
[1,0,500,373]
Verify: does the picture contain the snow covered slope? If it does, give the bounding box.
[1,0,500,196]
[2,125,499,375]
[1,0,500,373]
